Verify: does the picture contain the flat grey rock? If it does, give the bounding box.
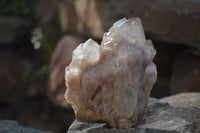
[0,120,53,133]
[67,98,200,133]
[160,93,200,109]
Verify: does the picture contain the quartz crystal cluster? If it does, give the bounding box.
[64,18,157,129]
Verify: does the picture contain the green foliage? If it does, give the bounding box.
[0,0,32,18]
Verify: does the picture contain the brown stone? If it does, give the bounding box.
[48,35,85,108]
[102,0,200,48]
[57,0,200,49]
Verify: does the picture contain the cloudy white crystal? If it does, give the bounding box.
[65,18,157,129]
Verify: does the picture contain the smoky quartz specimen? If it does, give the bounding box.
[65,18,157,129]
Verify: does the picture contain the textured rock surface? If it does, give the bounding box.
[67,98,200,133]
[48,35,84,108]
[65,18,157,128]
[0,120,52,133]
[160,92,200,109]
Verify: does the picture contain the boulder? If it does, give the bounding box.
[160,92,200,109]
[48,35,85,108]
[58,0,104,38]
[67,98,200,133]
[58,0,200,49]
[0,120,52,133]
[103,0,200,48]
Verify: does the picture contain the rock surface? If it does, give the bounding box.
[48,35,85,108]
[0,120,52,133]
[67,98,200,133]
[58,0,200,49]
[160,92,200,109]
[65,18,157,129]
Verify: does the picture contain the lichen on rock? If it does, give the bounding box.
[64,18,157,129]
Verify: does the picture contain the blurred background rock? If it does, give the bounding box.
[0,0,199,132]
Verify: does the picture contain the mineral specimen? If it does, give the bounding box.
[64,18,157,129]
